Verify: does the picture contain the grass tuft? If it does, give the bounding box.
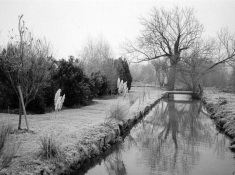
[105,103,129,124]
[38,132,62,160]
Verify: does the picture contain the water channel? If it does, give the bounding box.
[74,95,235,175]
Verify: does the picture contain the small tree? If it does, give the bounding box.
[0,15,53,130]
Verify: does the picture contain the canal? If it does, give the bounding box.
[74,95,235,175]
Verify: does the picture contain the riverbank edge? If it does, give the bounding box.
[201,91,235,151]
[53,95,165,175]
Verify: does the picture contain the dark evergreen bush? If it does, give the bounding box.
[90,71,109,96]
[53,58,94,107]
[114,57,132,90]
[27,94,46,114]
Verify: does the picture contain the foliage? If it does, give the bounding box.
[114,57,132,90]
[90,71,109,96]
[101,58,118,94]
[53,58,94,107]
[26,93,46,114]
[0,15,53,129]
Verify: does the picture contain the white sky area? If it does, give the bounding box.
[0,0,235,60]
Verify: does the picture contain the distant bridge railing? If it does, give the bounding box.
[163,91,199,99]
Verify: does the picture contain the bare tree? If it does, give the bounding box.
[177,39,215,92]
[0,15,53,130]
[123,6,204,90]
[79,36,118,93]
[151,58,169,87]
[79,35,113,75]
[204,28,235,72]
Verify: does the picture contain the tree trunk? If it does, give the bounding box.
[18,99,22,130]
[17,85,29,131]
[167,61,177,91]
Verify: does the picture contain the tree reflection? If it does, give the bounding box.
[104,149,127,175]
[103,135,137,175]
[101,99,233,175]
[132,99,217,175]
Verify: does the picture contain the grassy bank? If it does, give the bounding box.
[0,87,165,175]
[202,88,235,151]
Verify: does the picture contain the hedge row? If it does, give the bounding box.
[0,57,132,114]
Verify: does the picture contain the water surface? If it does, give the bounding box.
[75,96,235,175]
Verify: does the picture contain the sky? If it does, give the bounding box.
[0,0,235,60]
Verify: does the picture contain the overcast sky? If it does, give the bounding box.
[0,0,235,59]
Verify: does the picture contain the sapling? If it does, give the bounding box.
[54,89,65,118]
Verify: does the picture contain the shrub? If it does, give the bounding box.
[53,58,95,107]
[27,93,46,114]
[38,132,62,160]
[114,57,132,90]
[91,71,109,96]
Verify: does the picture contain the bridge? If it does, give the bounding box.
[163,91,198,99]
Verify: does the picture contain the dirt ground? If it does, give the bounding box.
[0,86,165,174]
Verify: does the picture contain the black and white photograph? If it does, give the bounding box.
[0,0,235,174]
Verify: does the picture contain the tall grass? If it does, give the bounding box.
[38,132,62,160]
[0,124,12,153]
[0,124,20,170]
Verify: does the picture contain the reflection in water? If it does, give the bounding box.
[76,99,235,175]
[104,135,136,175]
[133,100,212,175]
